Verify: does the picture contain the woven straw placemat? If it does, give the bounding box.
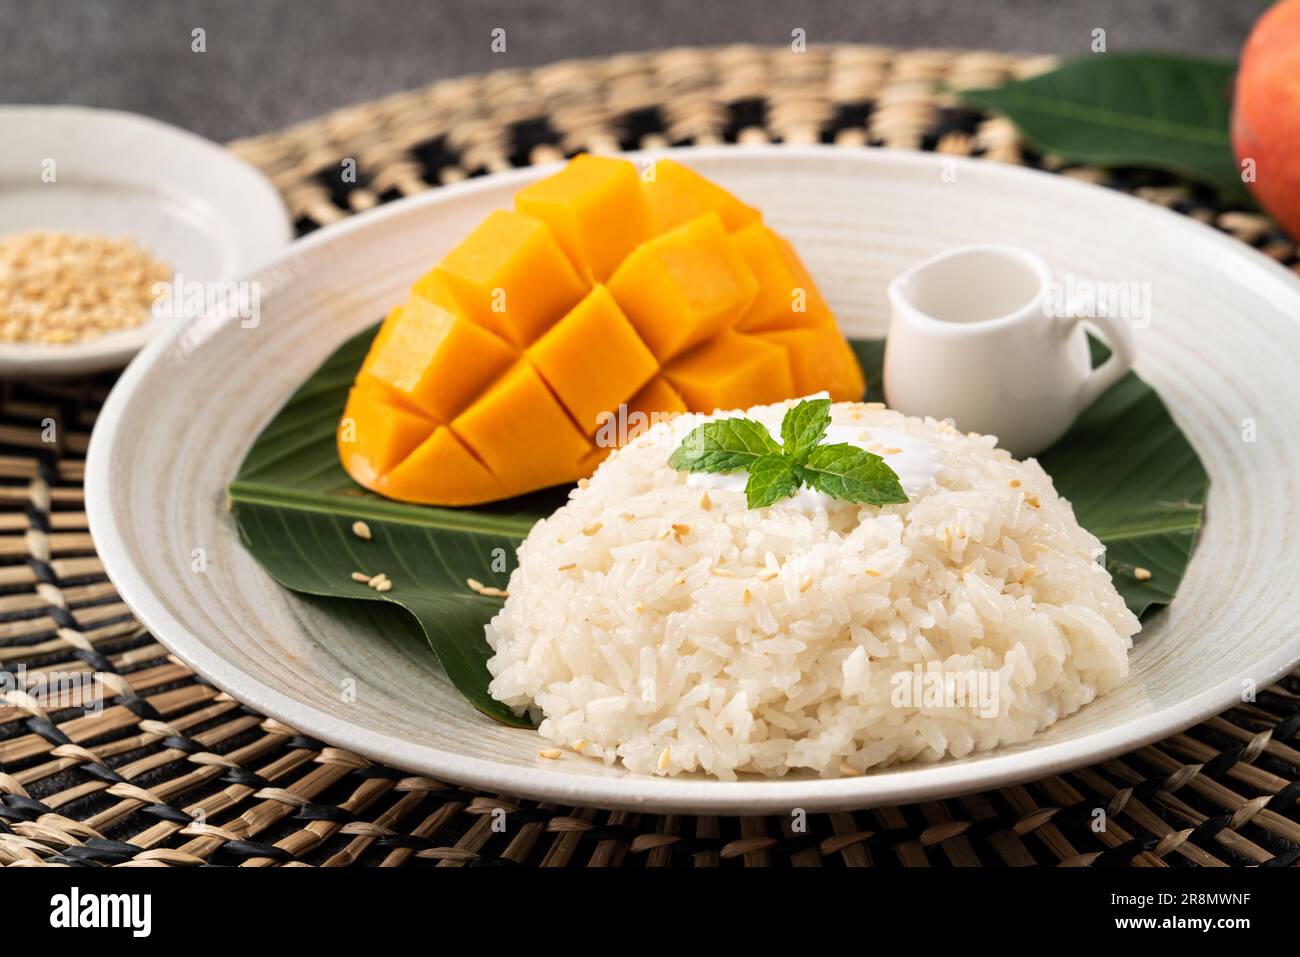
[3,45,1299,868]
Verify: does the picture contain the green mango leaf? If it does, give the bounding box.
[230,329,1205,727]
[957,54,1248,203]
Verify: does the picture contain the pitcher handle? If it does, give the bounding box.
[1066,310,1138,410]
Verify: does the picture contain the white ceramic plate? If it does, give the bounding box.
[0,106,292,377]
[86,146,1300,814]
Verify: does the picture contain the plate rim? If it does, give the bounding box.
[0,104,294,377]
[86,145,1300,814]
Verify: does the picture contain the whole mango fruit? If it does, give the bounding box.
[1233,0,1300,239]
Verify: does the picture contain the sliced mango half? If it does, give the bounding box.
[339,155,866,505]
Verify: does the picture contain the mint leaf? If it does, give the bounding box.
[668,405,910,511]
[780,398,832,462]
[802,443,908,505]
[669,418,781,473]
[744,454,802,508]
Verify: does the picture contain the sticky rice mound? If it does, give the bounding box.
[485,399,1138,780]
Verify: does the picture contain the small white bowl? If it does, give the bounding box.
[0,106,293,377]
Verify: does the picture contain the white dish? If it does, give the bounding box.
[0,106,292,376]
[86,146,1300,814]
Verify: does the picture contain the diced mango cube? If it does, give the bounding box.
[664,333,794,412]
[757,326,865,401]
[628,375,688,417]
[337,384,436,488]
[451,362,593,495]
[433,209,588,346]
[376,427,510,506]
[528,285,658,435]
[607,213,758,361]
[355,306,437,417]
[515,155,653,282]
[732,223,835,332]
[642,159,762,234]
[359,296,516,423]
[359,306,400,379]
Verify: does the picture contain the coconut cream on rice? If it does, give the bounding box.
[485,398,1138,780]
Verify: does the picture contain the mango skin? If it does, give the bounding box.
[338,155,868,505]
[1232,0,1300,240]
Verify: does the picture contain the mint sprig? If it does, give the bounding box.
[670,398,909,509]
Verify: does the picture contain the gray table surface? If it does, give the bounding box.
[2,0,1268,143]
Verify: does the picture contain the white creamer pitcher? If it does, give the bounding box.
[883,244,1137,457]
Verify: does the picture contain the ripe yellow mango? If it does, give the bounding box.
[757,325,865,402]
[376,427,509,505]
[642,159,762,233]
[594,376,689,447]
[665,333,795,412]
[515,154,652,281]
[433,209,588,347]
[338,384,435,488]
[528,285,658,434]
[629,376,687,417]
[359,294,516,423]
[451,362,593,496]
[354,306,434,418]
[732,222,834,332]
[339,155,866,505]
[607,213,758,360]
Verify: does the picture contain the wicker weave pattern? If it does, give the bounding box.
[2,44,1299,867]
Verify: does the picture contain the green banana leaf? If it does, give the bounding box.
[957,54,1248,203]
[230,328,1206,725]
[229,328,562,727]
